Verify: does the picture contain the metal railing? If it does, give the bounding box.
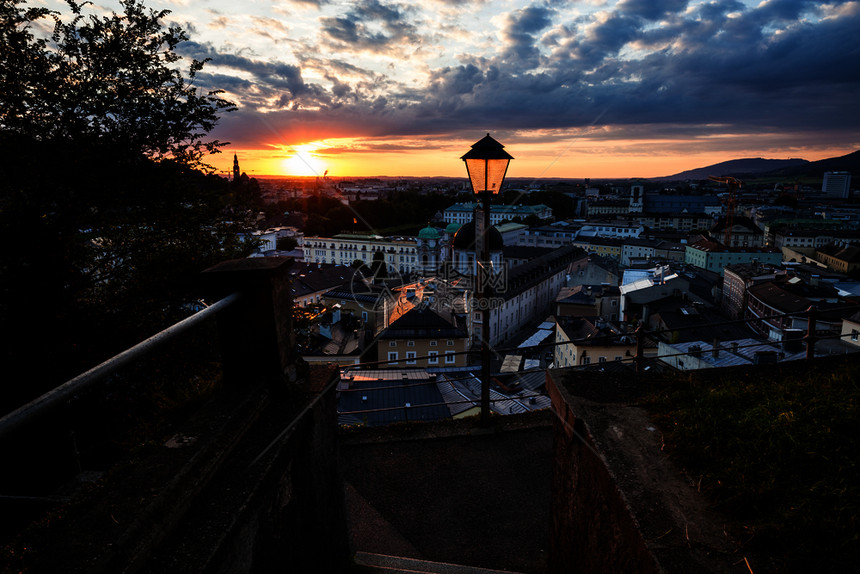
[0,293,242,502]
[0,293,241,445]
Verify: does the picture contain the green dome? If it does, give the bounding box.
[418,225,441,240]
[445,222,462,234]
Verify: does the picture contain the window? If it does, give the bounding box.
[428,351,438,364]
[447,340,454,346]
[406,351,416,365]
[388,352,398,364]
[430,340,438,346]
[853,329,859,342]
[615,356,623,361]
[445,351,455,364]
[389,341,397,347]
[407,341,415,347]
[582,357,591,365]
[599,357,606,364]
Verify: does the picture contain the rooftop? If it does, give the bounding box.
[377,307,467,339]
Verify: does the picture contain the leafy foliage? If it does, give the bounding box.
[276,189,457,237]
[646,360,860,572]
[1,0,234,167]
[0,0,254,412]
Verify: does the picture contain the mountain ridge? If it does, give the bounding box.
[653,150,860,181]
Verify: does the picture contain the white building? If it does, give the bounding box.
[576,220,644,240]
[519,222,580,248]
[620,238,686,266]
[657,339,804,370]
[304,234,419,276]
[249,226,303,253]
[773,229,838,250]
[303,225,451,277]
[443,203,553,226]
[457,244,588,347]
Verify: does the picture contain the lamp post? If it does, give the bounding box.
[461,133,513,425]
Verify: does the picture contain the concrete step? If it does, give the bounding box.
[353,552,525,574]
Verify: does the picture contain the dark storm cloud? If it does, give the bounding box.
[558,13,643,68]
[320,0,420,53]
[751,0,815,22]
[182,42,302,92]
[617,0,689,21]
[198,0,860,151]
[402,1,860,138]
[180,41,332,108]
[501,4,555,66]
[694,0,746,21]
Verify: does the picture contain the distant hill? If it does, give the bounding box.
[653,149,860,182]
[763,149,860,178]
[654,158,809,181]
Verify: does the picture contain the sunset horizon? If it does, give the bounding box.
[217,142,855,180]
[33,0,857,181]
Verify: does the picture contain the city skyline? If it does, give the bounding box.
[37,0,860,178]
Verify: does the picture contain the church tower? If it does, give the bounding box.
[233,153,240,181]
[629,184,644,213]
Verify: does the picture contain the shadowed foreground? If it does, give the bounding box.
[341,414,553,574]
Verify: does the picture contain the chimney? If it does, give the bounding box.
[712,338,720,359]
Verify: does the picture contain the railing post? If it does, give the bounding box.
[202,257,306,392]
[634,325,645,374]
[805,305,817,361]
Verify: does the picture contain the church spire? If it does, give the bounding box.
[233,153,240,181]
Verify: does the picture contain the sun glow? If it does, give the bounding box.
[281,144,328,177]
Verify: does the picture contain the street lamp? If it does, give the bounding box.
[461,133,513,425]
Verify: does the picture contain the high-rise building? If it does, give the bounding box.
[233,153,240,181]
[822,171,852,198]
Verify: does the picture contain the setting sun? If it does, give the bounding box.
[281,144,327,177]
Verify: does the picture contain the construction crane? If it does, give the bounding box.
[709,176,742,246]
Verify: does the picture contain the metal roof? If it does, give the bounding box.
[500,355,523,372]
[337,371,449,426]
[436,378,479,417]
[517,328,554,348]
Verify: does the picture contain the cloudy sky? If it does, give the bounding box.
[40,0,860,178]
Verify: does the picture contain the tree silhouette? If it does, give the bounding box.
[0,0,251,411]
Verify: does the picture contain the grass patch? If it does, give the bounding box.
[644,360,860,573]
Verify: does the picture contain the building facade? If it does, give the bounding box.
[553,316,636,368]
[636,212,714,232]
[720,263,785,320]
[684,240,783,275]
[519,224,580,248]
[304,233,440,276]
[443,203,553,225]
[822,172,852,198]
[468,245,588,347]
[377,307,469,368]
[577,220,644,240]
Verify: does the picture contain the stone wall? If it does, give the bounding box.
[547,378,659,574]
[547,369,744,574]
